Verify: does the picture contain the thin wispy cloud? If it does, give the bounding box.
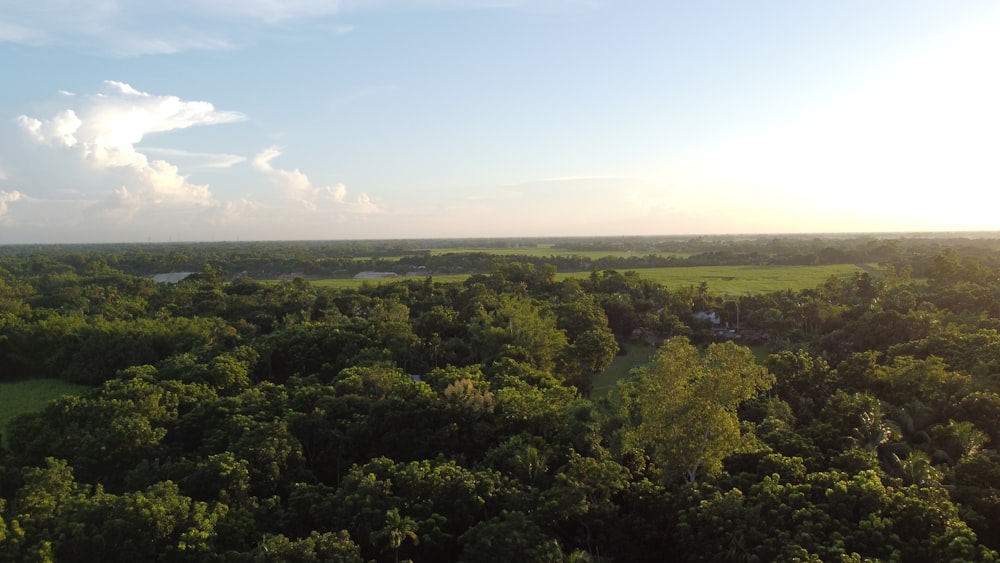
[191,0,346,21]
[0,0,331,55]
[84,185,142,223]
[0,0,592,55]
[530,175,673,185]
[328,84,399,111]
[0,21,35,44]
[451,175,697,235]
[201,198,258,226]
[141,147,247,169]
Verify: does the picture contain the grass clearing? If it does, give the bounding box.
[592,340,775,397]
[0,379,91,443]
[592,340,657,396]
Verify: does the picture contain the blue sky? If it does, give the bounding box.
[1,1,998,243]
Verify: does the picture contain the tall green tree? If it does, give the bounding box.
[468,294,569,374]
[620,337,773,483]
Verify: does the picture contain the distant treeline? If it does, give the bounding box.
[3,233,1000,280]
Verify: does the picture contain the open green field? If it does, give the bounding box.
[0,379,91,443]
[302,264,869,293]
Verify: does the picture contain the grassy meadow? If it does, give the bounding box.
[0,379,90,443]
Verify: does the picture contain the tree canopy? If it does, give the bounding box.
[2,235,1000,561]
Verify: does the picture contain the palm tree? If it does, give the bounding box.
[849,402,901,453]
[371,508,419,563]
[896,450,942,486]
[931,420,989,465]
[516,444,548,487]
[888,400,935,447]
[849,400,911,473]
[552,540,593,563]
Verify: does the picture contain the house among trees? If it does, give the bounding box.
[150,271,194,283]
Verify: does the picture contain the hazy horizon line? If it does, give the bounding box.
[3,229,1000,248]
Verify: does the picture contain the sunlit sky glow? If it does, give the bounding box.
[1,1,998,243]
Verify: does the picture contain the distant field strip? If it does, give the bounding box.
[426,247,693,259]
[559,264,871,294]
[304,264,868,293]
[309,274,471,289]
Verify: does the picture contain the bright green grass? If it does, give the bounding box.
[592,340,657,396]
[0,379,91,443]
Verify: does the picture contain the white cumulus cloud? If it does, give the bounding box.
[17,81,244,210]
[253,146,379,214]
[18,110,82,147]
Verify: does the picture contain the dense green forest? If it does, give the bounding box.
[2,234,1000,562]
